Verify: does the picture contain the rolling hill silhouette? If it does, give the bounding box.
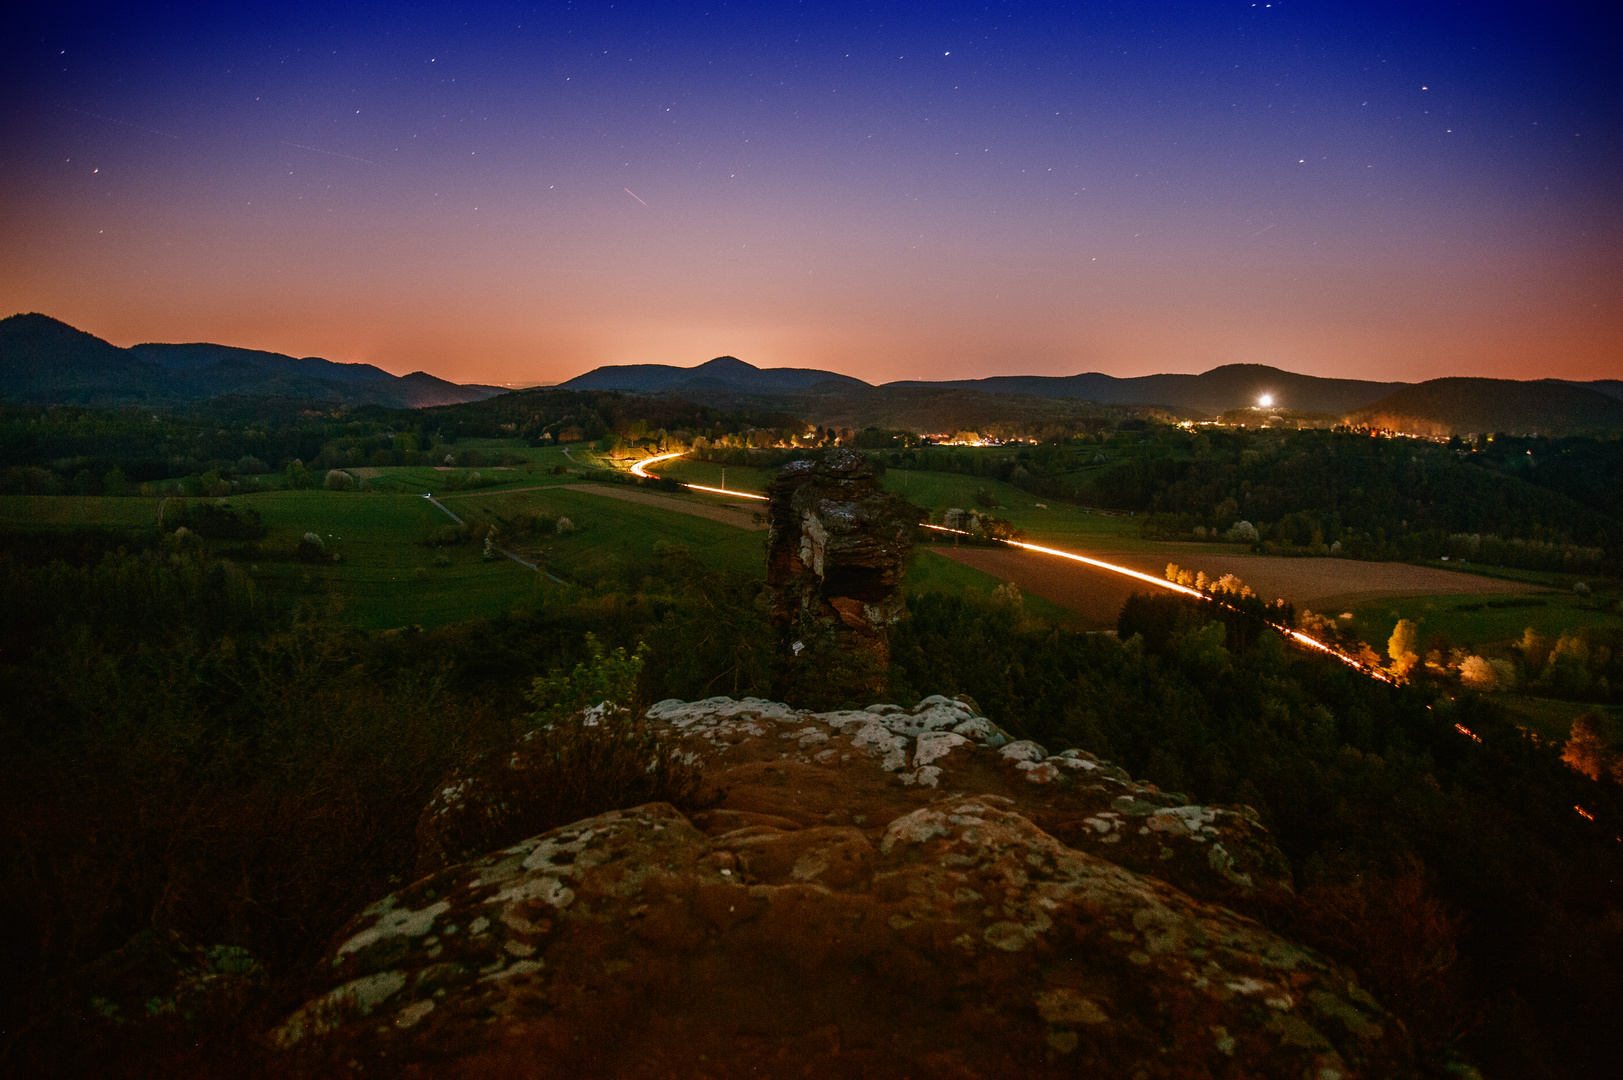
[0,314,503,408]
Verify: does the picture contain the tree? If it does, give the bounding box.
[526,634,649,728]
[1561,713,1618,782]
[1388,619,1420,679]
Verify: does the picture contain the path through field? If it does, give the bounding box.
[932,545,1538,628]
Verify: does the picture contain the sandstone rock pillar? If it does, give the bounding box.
[766,449,917,706]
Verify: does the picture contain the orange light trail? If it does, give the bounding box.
[920,522,1393,682]
[637,457,1390,682]
[628,451,771,499]
[919,523,1206,599]
[685,483,768,500]
[629,451,685,478]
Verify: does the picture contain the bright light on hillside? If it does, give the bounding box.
[1257,393,1274,408]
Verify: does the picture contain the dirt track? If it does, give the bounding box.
[931,545,1537,628]
[561,484,767,530]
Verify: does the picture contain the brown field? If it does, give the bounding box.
[561,484,767,530]
[931,545,1538,629]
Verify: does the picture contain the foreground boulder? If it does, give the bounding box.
[274,796,1401,1078]
[280,696,1404,1077]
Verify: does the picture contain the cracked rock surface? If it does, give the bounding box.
[277,696,1402,1078]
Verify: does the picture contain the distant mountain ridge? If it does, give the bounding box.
[566,358,1406,413]
[564,357,1408,414]
[564,355,867,394]
[8,313,1617,431]
[885,364,1410,414]
[564,355,1623,435]
[1348,378,1623,437]
[0,314,505,409]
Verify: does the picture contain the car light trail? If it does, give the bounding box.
[627,451,770,498]
[919,523,1207,599]
[685,483,768,500]
[920,522,1393,682]
[637,457,1390,682]
[629,451,685,478]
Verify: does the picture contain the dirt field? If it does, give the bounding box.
[931,545,1538,629]
[561,485,767,530]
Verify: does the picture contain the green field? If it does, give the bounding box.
[0,495,168,527]
[1343,591,1623,654]
[645,458,1148,550]
[232,490,553,628]
[438,486,767,579]
[1495,695,1620,743]
[651,458,776,495]
[902,549,1075,622]
[2,482,763,630]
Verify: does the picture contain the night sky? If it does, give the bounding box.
[2,2,1618,386]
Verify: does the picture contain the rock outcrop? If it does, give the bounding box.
[273,696,1403,1077]
[766,451,917,703]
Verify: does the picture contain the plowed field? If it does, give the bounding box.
[931,545,1537,629]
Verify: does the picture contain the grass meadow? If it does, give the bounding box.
[1343,592,1623,655]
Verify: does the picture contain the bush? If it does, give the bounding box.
[1225,519,1259,543]
[421,523,471,547]
[296,532,327,563]
[323,469,353,492]
[179,502,265,541]
[415,704,712,876]
[527,633,648,728]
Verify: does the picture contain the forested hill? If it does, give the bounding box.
[563,354,868,393]
[0,313,504,409]
[1348,377,1623,436]
[886,363,1408,415]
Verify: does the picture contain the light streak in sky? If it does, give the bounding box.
[280,141,377,164]
[624,187,648,205]
[56,103,179,139]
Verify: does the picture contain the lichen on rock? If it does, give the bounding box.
[273,694,1402,1079]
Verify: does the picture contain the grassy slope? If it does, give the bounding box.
[0,495,165,527]
[238,489,552,629]
[1344,593,1623,654]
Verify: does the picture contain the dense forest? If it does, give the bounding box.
[0,390,806,496]
[890,427,1623,573]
